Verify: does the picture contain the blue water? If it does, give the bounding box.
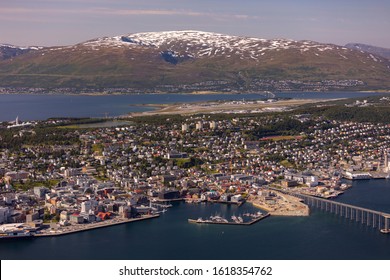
[1,179,390,260]
[0,92,387,122]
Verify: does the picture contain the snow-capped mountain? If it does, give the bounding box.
[0,31,389,92]
[0,44,42,60]
[82,31,370,61]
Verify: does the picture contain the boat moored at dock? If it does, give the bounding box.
[188,212,270,226]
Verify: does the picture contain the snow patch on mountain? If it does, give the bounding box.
[82,30,342,60]
[0,44,43,51]
[0,44,43,60]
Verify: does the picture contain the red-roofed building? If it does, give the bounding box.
[97,212,112,220]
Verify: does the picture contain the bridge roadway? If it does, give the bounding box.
[267,187,390,234]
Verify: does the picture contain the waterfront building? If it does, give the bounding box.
[158,189,180,200]
[119,206,131,218]
[59,220,70,226]
[81,213,96,223]
[25,212,39,223]
[231,194,244,203]
[70,214,84,224]
[0,207,10,224]
[210,121,217,130]
[384,151,390,172]
[97,212,111,220]
[81,201,92,214]
[220,193,232,202]
[27,220,43,228]
[60,211,69,221]
[345,171,371,180]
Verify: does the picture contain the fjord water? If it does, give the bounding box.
[0,92,388,122]
[1,179,390,260]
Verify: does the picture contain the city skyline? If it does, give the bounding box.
[1,0,390,48]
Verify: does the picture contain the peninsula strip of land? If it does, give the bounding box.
[130,98,334,116]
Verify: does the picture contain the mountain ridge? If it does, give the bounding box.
[0,44,42,60]
[345,43,390,60]
[0,31,389,93]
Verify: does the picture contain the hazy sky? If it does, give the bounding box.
[1,0,389,47]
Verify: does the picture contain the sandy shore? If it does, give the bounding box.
[130,98,332,116]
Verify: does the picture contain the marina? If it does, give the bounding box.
[184,198,244,206]
[188,212,270,226]
[1,183,390,260]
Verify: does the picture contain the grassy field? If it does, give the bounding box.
[12,179,60,191]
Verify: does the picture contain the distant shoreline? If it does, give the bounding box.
[0,90,389,96]
[1,91,389,122]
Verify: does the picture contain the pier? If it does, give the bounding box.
[35,215,160,237]
[150,202,173,208]
[153,198,184,202]
[269,187,390,234]
[188,213,270,226]
[207,200,245,207]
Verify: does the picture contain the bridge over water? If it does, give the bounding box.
[268,187,390,234]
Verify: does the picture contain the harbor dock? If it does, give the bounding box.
[35,214,160,237]
[207,200,245,207]
[369,172,387,179]
[153,198,184,202]
[188,213,270,226]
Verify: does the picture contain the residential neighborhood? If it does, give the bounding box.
[1,111,390,236]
